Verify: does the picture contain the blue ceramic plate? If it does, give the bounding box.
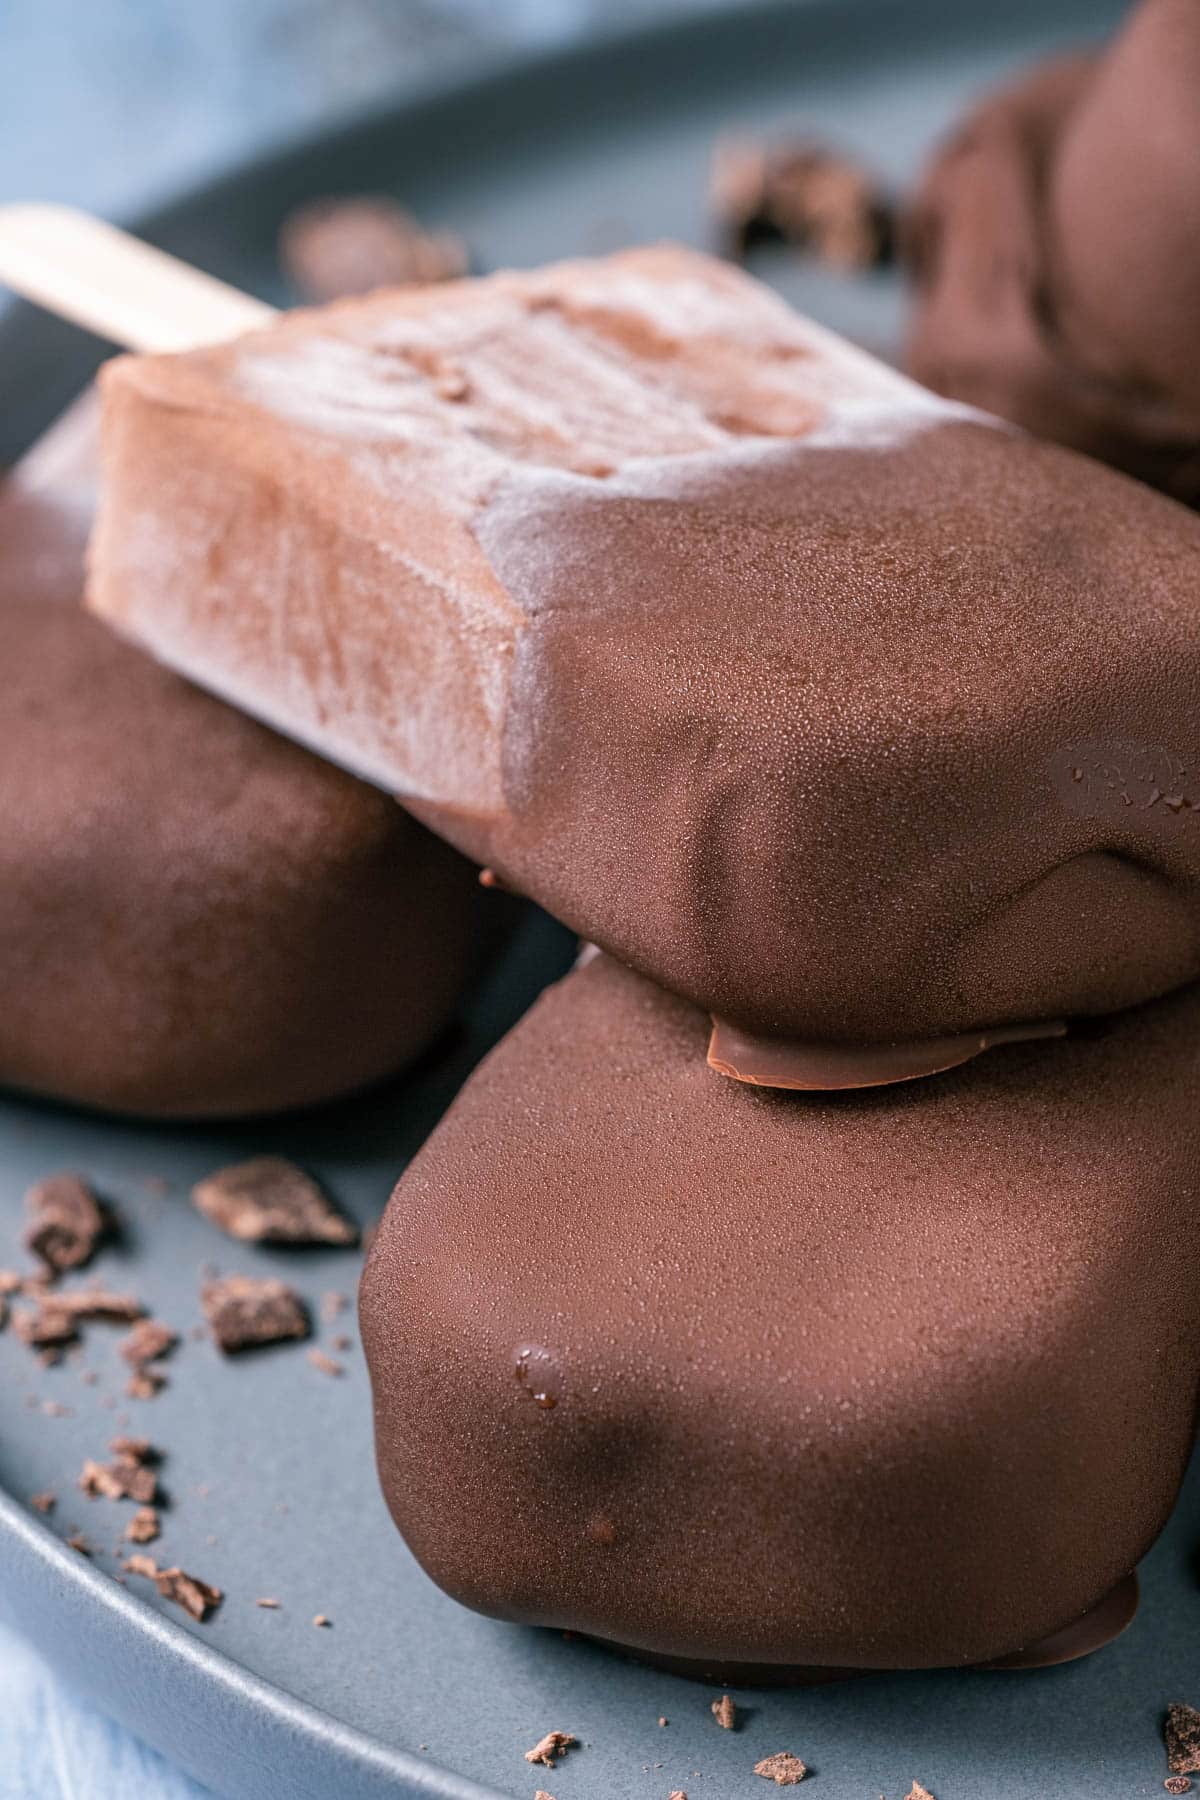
[3,3,1194,1796]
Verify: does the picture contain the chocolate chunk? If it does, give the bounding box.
[24,1174,107,1274]
[307,1349,345,1378]
[712,1695,737,1730]
[712,133,893,269]
[1166,1778,1193,1795]
[125,1368,167,1400]
[525,1732,576,1770]
[192,1156,357,1247]
[56,1289,144,1323]
[202,1275,309,1354]
[1167,1704,1200,1776]
[754,1753,807,1786]
[130,1562,222,1622]
[13,1302,77,1349]
[118,1318,178,1366]
[279,195,469,304]
[78,1455,158,1504]
[124,1507,160,1544]
[28,1491,55,1514]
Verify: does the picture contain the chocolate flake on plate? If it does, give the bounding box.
[119,1318,177,1365]
[125,1368,167,1400]
[1166,1778,1193,1795]
[78,1454,158,1505]
[202,1275,309,1353]
[124,1556,222,1621]
[255,1596,281,1609]
[13,1302,78,1350]
[1167,1704,1200,1776]
[24,1174,108,1275]
[313,1613,332,1628]
[320,1291,348,1322]
[279,195,469,305]
[754,1752,808,1786]
[124,1506,160,1545]
[307,1348,345,1378]
[192,1156,357,1247]
[29,1491,55,1514]
[525,1732,577,1770]
[67,1532,93,1556]
[711,133,894,271]
[712,1694,737,1730]
[905,1785,937,1800]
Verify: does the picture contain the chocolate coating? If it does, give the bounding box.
[0,403,503,1117]
[906,2,1200,504]
[361,954,1200,1674]
[90,248,1200,1073]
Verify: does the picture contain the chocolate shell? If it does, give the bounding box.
[0,402,506,1117]
[362,953,1200,1675]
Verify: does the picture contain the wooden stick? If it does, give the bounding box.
[0,203,276,352]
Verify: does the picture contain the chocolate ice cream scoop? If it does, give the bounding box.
[361,952,1200,1678]
[0,400,506,1117]
[88,246,1200,1083]
[906,0,1200,505]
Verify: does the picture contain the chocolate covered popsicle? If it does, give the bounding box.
[905,0,1200,505]
[361,952,1200,1678]
[89,245,1200,1085]
[0,399,507,1117]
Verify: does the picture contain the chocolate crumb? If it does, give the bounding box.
[905,1786,936,1800]
[320,1291,348,1322]
[313,1613,332,1628]
[124,1506,160,1544]
[202,1275,309,1353]
[534,1792,556,1800]
[280,195,469,304]
[330,1333,352,1352]
[307,1348,345,1378]
[669,1792,688,1800]
[125,1559,222,1622]
[712,1694,737,1730]
[66,1532,92,1556]
[658,1717,669,1728]
[78,1455,157,1504]
[1168,1705,1200,1776]
[126,1368,167,1400]
[119,1318,177,1366]
[525,1732,576,1770]
[256,1596,281,1609]
[24,1174,108,1275]
[192,1156,357,1247]
[29,1491,56,1513]
[54,1289,143,1324]
[1166,1781,1192,1796]
[109,1436,155,1463]
[754,1752,808,1786]
[711,133,893,271]
[13,1303,77,1350]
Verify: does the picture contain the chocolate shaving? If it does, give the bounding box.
[119,1319,177,1366]
[525,1732,576,1770]
[55,1289,144,1324]
[307,1349,345,1378]
[124,1556,222,1621]
[29,1491,55,1514]
[202,1275,309,1353]
[754,1752,808,1786]
[711,133,894,271]
[192,1156,357,1247]
[124,1507,160,1544]
[78,1455,157,1504]
[712,1694,737,1730]
[255,1596,280,1609]
[1168,1705,1200,1776]
[280,195,469,305]
[24,1174,108,1275]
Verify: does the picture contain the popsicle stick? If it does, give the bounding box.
[0,203,276,352]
